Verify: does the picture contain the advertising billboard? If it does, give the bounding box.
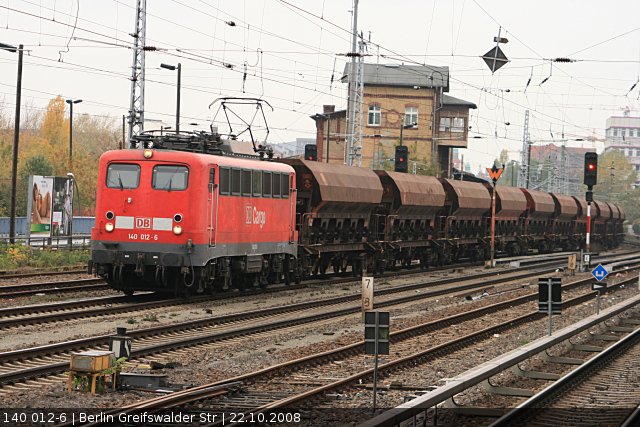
[27,175,74,238]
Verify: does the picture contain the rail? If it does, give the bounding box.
[359,293,640,427]
[490,326,640,426]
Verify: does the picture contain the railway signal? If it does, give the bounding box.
[304,144,317,161]
[394,146,408,173]
[486,164,504,268]
[538,277,562,336]
[583,152,598,257]
[583,152,598,187]
[364,311,390,413]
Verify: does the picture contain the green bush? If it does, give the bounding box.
[0,245,89,271]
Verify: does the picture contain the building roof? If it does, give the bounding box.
[341,63,449,91]
[531,143,591,159]
[443,94,477,109]
[310,109,346,121]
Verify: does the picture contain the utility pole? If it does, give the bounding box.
[2,43,23,244]
[65,99,82,170]
[355,36,366,167]
[519,110,531,188]
[346,0,359,166]
[325,115,331,163]
[128,0,147,147]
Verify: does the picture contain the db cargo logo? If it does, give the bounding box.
[245,206,266,229]
[135,217,152,229]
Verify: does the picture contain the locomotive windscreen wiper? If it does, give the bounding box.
[161,172,177,191]
[116,172,124,190]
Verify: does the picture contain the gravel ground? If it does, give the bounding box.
[2,264,633,413]
[0,265,496,352]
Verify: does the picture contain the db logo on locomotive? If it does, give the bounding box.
[245,206,266,229]
[135,217,152,229]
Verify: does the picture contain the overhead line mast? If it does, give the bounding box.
[128,0,147,147]
[346,0,359,166]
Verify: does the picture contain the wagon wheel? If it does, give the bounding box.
[419,253,428,270]
[332,258,341,274]
[340,257,349,273]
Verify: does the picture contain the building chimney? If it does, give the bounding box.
[323,105,335,114]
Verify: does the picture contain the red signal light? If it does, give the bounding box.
[587,163,595,170]
[399,157,405,162]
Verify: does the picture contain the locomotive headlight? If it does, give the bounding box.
[143,149,153,159]
[172,225,182,235]
[105,222,114,232]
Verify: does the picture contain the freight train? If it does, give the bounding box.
[89,132,625,295]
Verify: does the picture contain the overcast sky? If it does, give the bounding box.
[1,0,639,171]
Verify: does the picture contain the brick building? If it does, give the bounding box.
[310,64,476,176]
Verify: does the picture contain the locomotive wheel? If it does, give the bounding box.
[284,270,291,286]
[122,289,135,297]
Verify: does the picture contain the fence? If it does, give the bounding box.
[0,217,95,236]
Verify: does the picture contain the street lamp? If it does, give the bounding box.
[1,42,23,244]
[65,99,82,169]
[160,63,181,133]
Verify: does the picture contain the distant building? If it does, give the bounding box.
[310,63,476,176]
[604,112,640,187]
[271,138,315,159]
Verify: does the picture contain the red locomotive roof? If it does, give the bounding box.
[99,149,295,173]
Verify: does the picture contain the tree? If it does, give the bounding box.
[592,150,635,201]
[0,96,119,217]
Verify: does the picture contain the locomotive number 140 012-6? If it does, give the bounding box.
[128,233,159,241]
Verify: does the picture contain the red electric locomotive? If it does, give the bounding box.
[90,147,297,295]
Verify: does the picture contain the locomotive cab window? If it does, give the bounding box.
[231,168,241,195]
[106,163,140,189]
[281,173,289,199]
[152,165,189,191]
[253,170,262,197]
[219,167,230,195]
[272,173,281,198]
[262,172,272,197]
[242,170,252,196]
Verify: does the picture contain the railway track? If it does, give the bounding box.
[0,277,108,299]
[2,251,636,330]
[0,261,575,390]
[102,266,640,426]
[491,326,640,427]
[0,267,86,281]
[4,257,638,408]
[0,256,558,329]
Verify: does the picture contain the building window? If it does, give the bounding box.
[368,105,380,126]
[613,129,618,137]
[439,117,451,132]
[439,116,465,133]
[452,117,465,133]
[404,107,418,126]
[636,149,640,157]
